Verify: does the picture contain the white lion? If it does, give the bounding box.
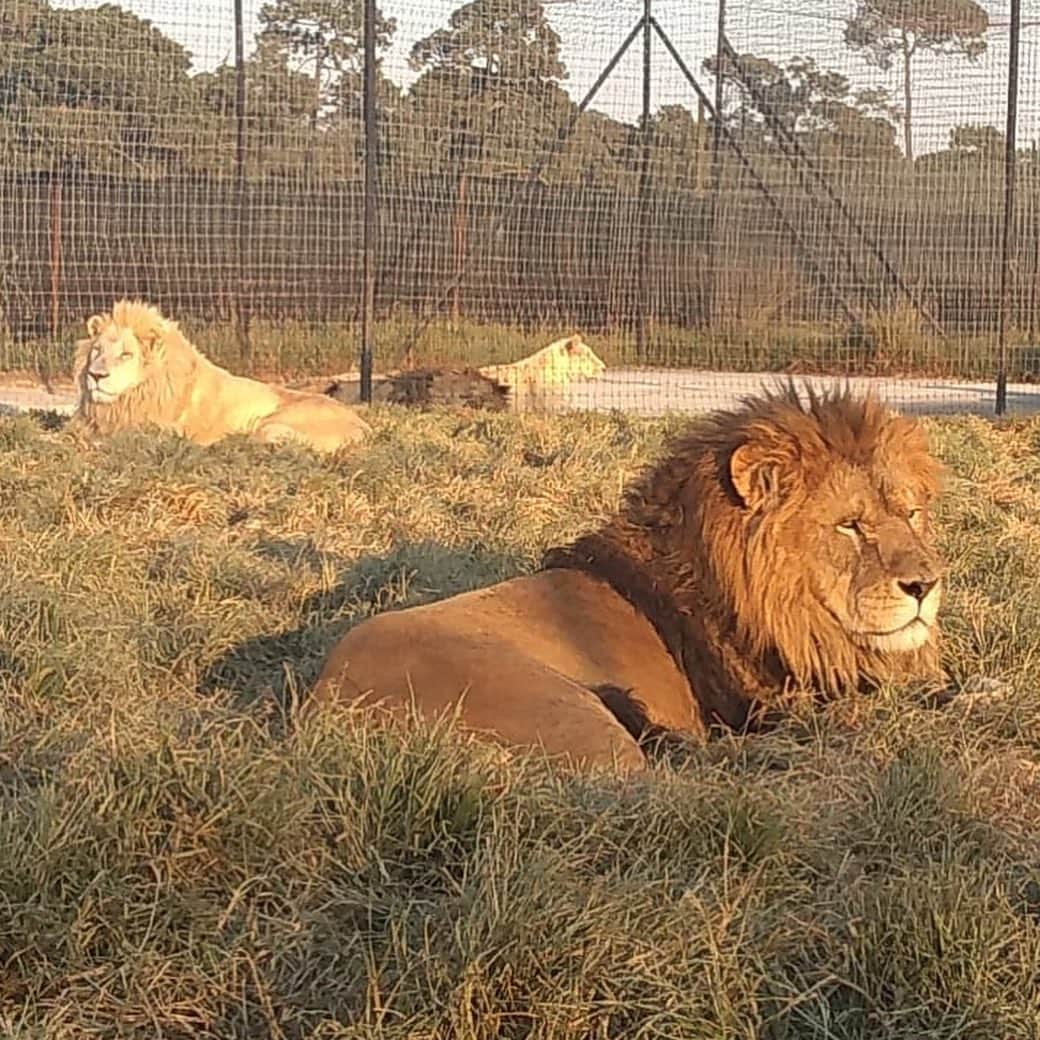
[477,334,607,412]
[74,299,370,453]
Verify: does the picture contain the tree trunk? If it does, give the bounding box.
[452,169,467,328]
[313,38,323,131]
[306,39,322,179]
[901,33,914,162]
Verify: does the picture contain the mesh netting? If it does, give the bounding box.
[0,0,1032,415]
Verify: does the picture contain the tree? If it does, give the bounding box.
[193,44,317,176]
[410,0,565,82]
[406,0,567,172]
[0,0,49,110]
[949,122,1004,158]
[702,52,900,164]
[623,105,710,192]
[843,0,988,161]
[542,107,632,188]
[0,1,196,171]
[257,0,396,123]
[405,0,568,322]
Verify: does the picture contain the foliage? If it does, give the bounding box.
[192,46,320,176]
[0,0,1026,344]
[257,0,396,114]
[409,0,565,82]
[404,0,568,176]
[0,0,195,170]
[0,0,1002,184]
[704,51,902,163]
[949,121,1005,158]
[844,0,989,63]
[843,0,989,160]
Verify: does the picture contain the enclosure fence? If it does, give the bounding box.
[0,0,1036,415]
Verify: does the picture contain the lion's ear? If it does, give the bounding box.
[729,439,800,512]
[86,313,108,337]
[137,324,166,358]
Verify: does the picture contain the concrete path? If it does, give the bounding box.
[0,384,76,417]
[563,369,1039,418]
[0,370,1034,420]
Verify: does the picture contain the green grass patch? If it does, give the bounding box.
[1,406,1039,1037]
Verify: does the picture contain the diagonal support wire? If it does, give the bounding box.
[402,16,646,359]
[720,34,944,338]
[651,17,861,326]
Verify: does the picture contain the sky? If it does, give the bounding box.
[50,0,1040,156]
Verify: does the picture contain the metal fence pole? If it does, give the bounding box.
[996,0,1022,416]
[233,0,250,359]
[48,173,62,341]
[360,0,378,404]
[637,0,652,359]
[704,0,726,326]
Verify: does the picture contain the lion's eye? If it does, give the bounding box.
[120,352,133,360]
[836,519,861,537]
[907,508,921,522]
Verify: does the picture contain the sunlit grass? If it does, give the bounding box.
[0,405,1038,1036]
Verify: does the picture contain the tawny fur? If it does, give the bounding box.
[310,384,947,770]
[73,300,370,453]
[544,384,946,730]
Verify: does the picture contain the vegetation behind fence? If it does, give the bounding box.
[0,0,1033,382]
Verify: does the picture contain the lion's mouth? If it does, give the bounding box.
[853,616,933,653]
[89,385,116,402]
[821,600,934,648]
[857,616,930,639]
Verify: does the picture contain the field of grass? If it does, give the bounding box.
[2,403,1040,1037]
[1,310,1029,386]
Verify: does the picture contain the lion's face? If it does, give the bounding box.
[78,314,152,403]
[530,335,606,383]
[728,397,944,660]
[794,462,941,654]
[556,336,607,381]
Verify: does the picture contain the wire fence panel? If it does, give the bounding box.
[718,3,1012,372]
[0,0,1034,415]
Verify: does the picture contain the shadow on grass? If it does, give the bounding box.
[200,539,525,714]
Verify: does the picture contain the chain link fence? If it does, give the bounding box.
[0,0,1034,415]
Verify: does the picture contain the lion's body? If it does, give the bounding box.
[326,367,510,411]
[321,335,605,413]
[74,300,370,453]
[477,334,606,412]
[310,386,946,770]
[314,568,701,770]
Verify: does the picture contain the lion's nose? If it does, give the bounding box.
[899,578,937,602]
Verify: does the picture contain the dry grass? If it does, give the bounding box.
[2,404,1040,1038]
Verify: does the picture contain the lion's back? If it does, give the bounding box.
[255,384,371,450]
[478,339,606,412]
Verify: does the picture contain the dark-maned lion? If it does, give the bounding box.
[307,385,946,770]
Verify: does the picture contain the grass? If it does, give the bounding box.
[2,404,1040,1037]
[2,311,1033,386]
